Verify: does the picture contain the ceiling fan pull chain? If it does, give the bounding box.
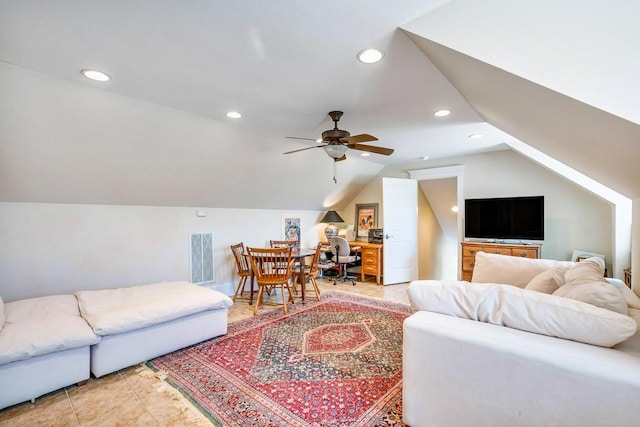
[333,162,338,184]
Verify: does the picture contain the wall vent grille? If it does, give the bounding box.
[190,232,214,284]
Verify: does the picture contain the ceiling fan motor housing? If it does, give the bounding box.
[322,129,350,142]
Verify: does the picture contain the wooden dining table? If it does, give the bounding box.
[245,247,316,305]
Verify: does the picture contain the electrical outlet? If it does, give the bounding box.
[196,209,207,217]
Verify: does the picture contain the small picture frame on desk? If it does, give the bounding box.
[355,203,378,239]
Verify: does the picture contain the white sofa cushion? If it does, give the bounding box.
[0,295,100,365]
[554,258,628,315]
[407,280,637,347]
[525,267,568,294]
[75,281,233,336]
[471,251,575,288]
[614,308,640,357]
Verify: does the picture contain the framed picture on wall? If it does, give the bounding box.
[355,203,378,238]
[282,216,301,244]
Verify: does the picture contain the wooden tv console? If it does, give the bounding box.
[461,242,542,281]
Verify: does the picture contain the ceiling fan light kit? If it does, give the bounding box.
[284,110,394,161]
[284,110,394,183]
[323,144,348,159]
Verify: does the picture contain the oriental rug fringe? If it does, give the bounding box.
[148,291,414,426]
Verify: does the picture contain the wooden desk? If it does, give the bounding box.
[356,242,383,285]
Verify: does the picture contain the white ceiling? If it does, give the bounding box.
[1,0,638,209]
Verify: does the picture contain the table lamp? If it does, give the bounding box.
[321,210,344,241]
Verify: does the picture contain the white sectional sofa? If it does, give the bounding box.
[403,253,640,427]
[0,281,233,409]
[0,295,100,410]
[75,281,233,377]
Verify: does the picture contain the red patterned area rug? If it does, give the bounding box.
[148,291,414,426]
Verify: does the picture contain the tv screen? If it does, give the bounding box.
[465,196,544,241]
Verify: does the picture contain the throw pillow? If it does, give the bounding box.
[526,267,568,294]
[554,257,628,315]
[407,280,637,347]
[564,257,606,284]
[471,251,575,288]
[610,281,640,310]
[554,282,628,315]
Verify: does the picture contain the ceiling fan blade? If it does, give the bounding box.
[348,143,394,156]
[334,155,347,162]
[283,145,324,155]
[286,136,321,142]
[340,133,378,144]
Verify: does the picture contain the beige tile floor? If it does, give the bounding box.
[0,277,410,426]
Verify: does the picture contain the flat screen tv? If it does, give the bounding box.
[465,196,544,241]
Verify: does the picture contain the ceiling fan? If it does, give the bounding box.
[283,111,394,162]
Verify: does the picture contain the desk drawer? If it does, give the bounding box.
[361,248,379,260]
[363,264,378,274]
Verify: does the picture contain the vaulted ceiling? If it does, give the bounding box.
[1,0,638,209]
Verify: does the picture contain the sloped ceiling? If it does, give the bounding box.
[401,0,640,199]
[1,0,638,209]
[0,1,516,210]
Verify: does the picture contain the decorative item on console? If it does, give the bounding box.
[368,228,383,244]
[320,210,344,241]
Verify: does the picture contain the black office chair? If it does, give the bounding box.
[329,236,360,286]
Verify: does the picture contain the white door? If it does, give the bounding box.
[382,177,418,285]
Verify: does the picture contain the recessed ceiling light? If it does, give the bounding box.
[226,111,242,119]
[81,69,110,82]
[434,109,451,117]
[451,206,459,213]
[360,152,370,157]
[468,134,483,139]
[357,48,384,64]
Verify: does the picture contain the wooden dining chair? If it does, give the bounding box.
[247,246,295,315]
[269,240,299,249]
[230,242,252,302]
[270,239,300,271]
[292,242,322,301]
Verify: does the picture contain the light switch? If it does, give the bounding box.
[196,209,207,217]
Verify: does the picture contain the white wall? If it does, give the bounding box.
[0,202,323,302]
[347,149,616,278]
[459,151,613,265]
[0,149,618,302]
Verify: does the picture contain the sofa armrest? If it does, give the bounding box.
[403,311,640,427]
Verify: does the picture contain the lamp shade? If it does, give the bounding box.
[320,210,344,223]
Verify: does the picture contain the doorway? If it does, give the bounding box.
[409,165,464,280]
